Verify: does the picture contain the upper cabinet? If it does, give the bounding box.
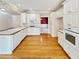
[63,0,79,27]
[64,14,79,28]
[26,14,40,27]
[56,6,63,18]
[64,0,72,14]
[72,0,79,12]
[64,0,79,14]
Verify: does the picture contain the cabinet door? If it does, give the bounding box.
[27,28,40,35]
[58,31,64,47]
[64,14,79,27]
[72,0,79,11]
[64,15,72,26]
[64,0,79,13]
[13,30,24,50]
[64,0,72,14]
[71,15,79,27]
[70,48,79,59]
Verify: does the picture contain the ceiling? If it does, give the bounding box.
[1,0,64,14]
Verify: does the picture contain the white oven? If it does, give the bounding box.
[64,29,79,51]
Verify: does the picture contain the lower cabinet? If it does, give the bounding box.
[0,35,13,54]
[27,27,40,35]
[58,31,64,47]
[13,28,27,51]
[0,28,27,54]
[71,49,79,59]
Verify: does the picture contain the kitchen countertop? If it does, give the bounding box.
[0,27,26,35]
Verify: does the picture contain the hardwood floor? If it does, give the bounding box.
[0,34,70,59]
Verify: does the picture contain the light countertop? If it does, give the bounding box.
[0,27,26,35]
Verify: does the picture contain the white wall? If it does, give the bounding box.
[0,12,14,31]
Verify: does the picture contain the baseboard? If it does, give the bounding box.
[50,34,58,38]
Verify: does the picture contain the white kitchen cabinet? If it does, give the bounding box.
[71,49,79,59]
[62,40,74,58]
[27,27,40,35]
[64,0,72,14]
[56,6,63,18]
[26,14,40,27]
[71,15,79,27]
[64,14,79,28]
[0,35,13,54]
[58,31,64,47]
[63,15,72,27]
[0,27,27,54]
[64,0,79,27]
[72,0,79,12]
[63,40,79,59]
[13,28,27,50]
[64,0,79,14]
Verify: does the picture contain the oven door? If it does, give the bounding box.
[64,29,77,47]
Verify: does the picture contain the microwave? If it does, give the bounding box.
[64,29,79,50]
